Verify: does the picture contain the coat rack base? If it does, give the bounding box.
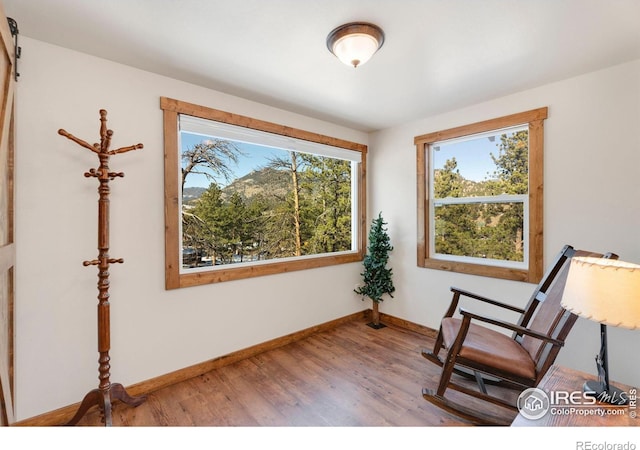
[65,383,146,426]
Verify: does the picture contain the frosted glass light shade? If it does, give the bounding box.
[561,257,640,330]
[327,22,384,68]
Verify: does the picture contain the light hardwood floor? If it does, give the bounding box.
[76,317,518,426]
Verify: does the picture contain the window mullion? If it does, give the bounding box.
[434,194,527,205]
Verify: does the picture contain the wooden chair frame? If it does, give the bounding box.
[421,244,617,425]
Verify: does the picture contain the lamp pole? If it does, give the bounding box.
[583,323,627,405]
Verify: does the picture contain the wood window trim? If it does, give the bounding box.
[414,107,547,283]
[161,97,367,289]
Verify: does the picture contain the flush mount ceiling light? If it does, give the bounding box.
[326,22,385,68]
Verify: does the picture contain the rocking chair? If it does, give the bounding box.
[421,244,618,425]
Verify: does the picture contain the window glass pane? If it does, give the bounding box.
[434,202,525,262]
[180,130,355,270]
[432,126,528,199]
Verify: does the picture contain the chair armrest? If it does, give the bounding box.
[451,287,526,314]
[458,307,564,347]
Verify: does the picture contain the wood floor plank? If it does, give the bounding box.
[76,318,518,426]
[264,344,363,426]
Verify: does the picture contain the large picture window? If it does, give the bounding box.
[162,97,367,289]
[415,108,547,282]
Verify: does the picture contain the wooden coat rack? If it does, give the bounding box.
[58,109,145,426]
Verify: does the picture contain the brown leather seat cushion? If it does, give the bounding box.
[441,317,536,380]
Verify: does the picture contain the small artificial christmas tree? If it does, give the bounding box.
[354,212,395,328]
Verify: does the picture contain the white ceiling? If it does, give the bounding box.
[3,0,640,132]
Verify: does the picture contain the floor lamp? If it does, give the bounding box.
[561,256,640,405]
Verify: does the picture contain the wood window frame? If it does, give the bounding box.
[414,107,547,283]
[161,97,367,289]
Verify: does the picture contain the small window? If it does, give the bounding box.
[415,108,547,282]
[162,97,367,289]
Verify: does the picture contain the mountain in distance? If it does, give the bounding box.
[183,187,206,202]
[223,167,290,199]
[183,167,291,203]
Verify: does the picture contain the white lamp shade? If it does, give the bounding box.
[561,257,640,330]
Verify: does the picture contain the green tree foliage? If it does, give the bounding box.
[301,155,352,254]
[434,157,465,198]
[433,131,528,262]
[189,184,224,263]
[433,158,480,256]
[182,147,354,267]
[491,131,529,195]
[354,213,395,303]
[216,192,252,263]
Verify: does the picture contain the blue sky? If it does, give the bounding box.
[181,132,288,188]
[182,130,507,189]
[433,135,504,182]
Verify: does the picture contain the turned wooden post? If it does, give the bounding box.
[58,109,145,426]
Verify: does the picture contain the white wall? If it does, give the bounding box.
[13,38,369,420]
[370,59,640,387]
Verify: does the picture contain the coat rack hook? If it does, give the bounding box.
[7,18,20,81]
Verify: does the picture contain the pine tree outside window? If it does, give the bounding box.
[415,108,547,283]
